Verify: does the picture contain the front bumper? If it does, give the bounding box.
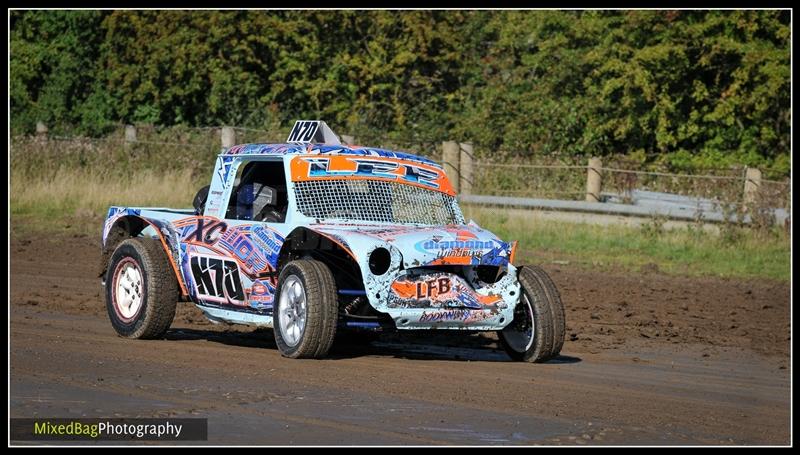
[364,265,521,331]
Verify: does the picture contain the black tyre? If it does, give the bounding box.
[105,238,179,339]
[498,265,566,363]
[273,260,338,359]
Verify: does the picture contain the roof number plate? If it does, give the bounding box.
[287,120,320,143]
[286,120,342,145]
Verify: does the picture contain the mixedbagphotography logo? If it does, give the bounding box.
[11,418,208,441]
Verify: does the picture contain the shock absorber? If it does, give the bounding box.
[344,296,366,315]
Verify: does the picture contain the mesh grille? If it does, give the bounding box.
[294,179,463,225]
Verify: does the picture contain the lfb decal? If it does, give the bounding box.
[190,255,245,305]
[389,272,504,309]
[413,277,452,299]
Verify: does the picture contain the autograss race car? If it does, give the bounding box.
[100,121,565,361]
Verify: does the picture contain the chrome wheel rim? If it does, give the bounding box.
[503,293,535,353]
[278,276,307,347]
[115,260,143,321]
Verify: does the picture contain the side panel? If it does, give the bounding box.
[172,216,288,315]
[103,156,305,325]
[102,207,292,311]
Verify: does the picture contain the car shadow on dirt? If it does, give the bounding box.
[166,327,278,349]
[164,327,582,364]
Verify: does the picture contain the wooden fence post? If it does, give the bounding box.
[442,141,460,194]
[221,127,236,149]
[35,122,48,141]
[124,125,137,143]
[743,167,762,207]
[459,142,473,196]
[341,134,355,145]
[586,157,603,203]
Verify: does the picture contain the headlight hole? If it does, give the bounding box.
[368,248,391,275]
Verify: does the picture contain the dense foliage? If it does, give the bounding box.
[10,10,791,172]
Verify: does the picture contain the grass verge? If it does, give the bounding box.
[10,168,199,236]
[464,206,790,281]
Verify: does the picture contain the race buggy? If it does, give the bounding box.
[100,121,566,361]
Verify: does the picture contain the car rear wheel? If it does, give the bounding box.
[273,260,338,359]
[105,238,179,339]
[498,265,565,363]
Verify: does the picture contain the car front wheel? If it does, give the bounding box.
[273,259,338,359]
[498,265,565,363]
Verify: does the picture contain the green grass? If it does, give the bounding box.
[465,206,790,281]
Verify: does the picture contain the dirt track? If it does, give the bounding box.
[10,232,791,445]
